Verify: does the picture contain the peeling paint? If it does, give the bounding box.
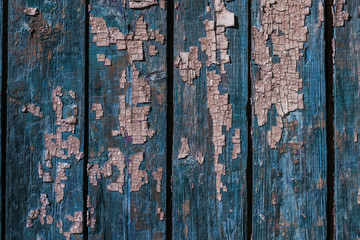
[129,152,149,191]
[152,167,163,192]
[87,196,96,229]
[149,45,159,56]
[318,2,324,27]
[24,7,39,16]
[129,0,158,9]
[333,0,349,27]
[253,0,309,149]
[91,103,104,120]
[232,129,241,159]
[157,207,164,221]
[90,15,164,63]
[174,46,202,84]
[22,104,43,117]
[38,162,53,183]
[55,162,71,203]
[106,148,126,193]
[207,70,232,201]
[178,137,190,159]
[64,211,83,240]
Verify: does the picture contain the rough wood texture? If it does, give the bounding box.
[88,1,167,239]
[251,0,327,238]
[333,0,360,238]
[172,0,249,239]
[7,1,85,239]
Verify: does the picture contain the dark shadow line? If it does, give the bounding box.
[324,0,335,239]
[1,0,8,238]
[83,1,90,240]
[246,1,253,240]
[166,0,174,239]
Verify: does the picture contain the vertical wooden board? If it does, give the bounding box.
[7,1,85,239]
[251,0,327,239]
[172,0,248,239]
[333,1,360,239]
[88,1,167,239]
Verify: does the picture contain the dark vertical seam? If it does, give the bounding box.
[1,0,8,238]
[324,0,335,239]
[246,0,253,240]
[83,1,90,240]
[166,0,174,239]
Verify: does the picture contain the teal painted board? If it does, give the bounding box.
[172,0,249,239]
[7,1,85,239]
[251,0,327,239]
[88,1,167,239]
[333,1,360,239]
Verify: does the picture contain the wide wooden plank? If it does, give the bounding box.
[7,1,85,239]
[251,0,327,238]
[87,1,167,239]
[172,0,249,239]
[333,1,360,239]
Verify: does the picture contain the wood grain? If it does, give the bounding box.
[88,2,167,239]
[7,1,85,239]
[172,0,249,239]
[251,0,327,239]
[333,0,360,238]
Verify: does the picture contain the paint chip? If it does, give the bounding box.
[178,137,190,159]
[174,47,202,85]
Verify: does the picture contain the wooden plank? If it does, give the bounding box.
[251,0,327,238]
[87,1,167,239]
[7,1,85,239]
[172,0,249,239]
[333,1,360,239]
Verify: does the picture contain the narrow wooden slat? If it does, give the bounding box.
[333,1,360,238]
[251,0,327,238]
[7,1,85,239]
[87,2,167,239]
[172,0,249,238]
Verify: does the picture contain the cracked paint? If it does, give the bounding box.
[174,46,202,85]
[252,0,310,149]
[152,167,163,192]
[129,152,149,192]
[91,103,104,120]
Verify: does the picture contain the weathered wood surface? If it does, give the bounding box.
[7,1,85,239]
[88,1,167,239]
[251,0,327,239]
[172,0,249,239]
[333,1,360,239]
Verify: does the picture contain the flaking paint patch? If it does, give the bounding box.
[206,70,232,201]
[24,7,39,16]
[22,104,43,117]
[129,152,149,191]
[149,45,159,56]
[157,207,164,221]
[87,196,96,229]
[178,137,190,159]
[90,15,164,63]
[318,2,324,27]
[174,46,202,84]
[152,167,163,192]
[232,129,241,159]
[55,162,71,203]
[106,148,126,193]
[91,103,104,120]
[64,211,83,240]
[129,0,158,9]
[182,200,190,239]
[38,162,53,183]
[332,0,349,27]
[252,0,309,149]
[26,194,53,228]
[196,152,204,165]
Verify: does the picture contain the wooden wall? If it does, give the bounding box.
[0,0,359,239]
